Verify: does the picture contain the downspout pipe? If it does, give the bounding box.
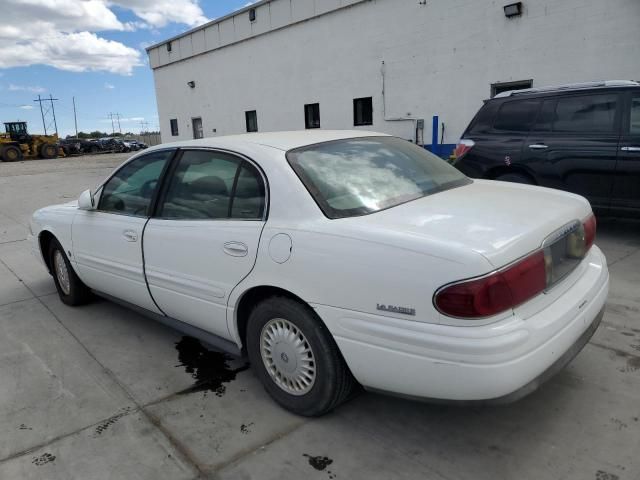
[381,61,420,144]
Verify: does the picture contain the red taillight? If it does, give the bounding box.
[434,250,546,318]
[453,139,475,160]
[583,214,596,251]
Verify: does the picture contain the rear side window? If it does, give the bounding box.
[553,94,618,133]
[629,96,640,135]
[467,101,499,134]
[159,150,265,220]
[493,99,540,132]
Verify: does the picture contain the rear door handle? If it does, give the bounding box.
[528,144,548,150]
[123,230,138,242]
[223,241,248,257]
[620,146,640,152]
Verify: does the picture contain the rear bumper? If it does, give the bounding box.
[315,246,609,401]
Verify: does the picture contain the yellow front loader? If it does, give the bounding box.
[0,122,63,162]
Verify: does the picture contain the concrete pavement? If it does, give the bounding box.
[0,154,639,480]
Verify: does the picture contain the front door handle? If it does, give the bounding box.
[620,146,640,152]
[223,241,248,257]
[123,230,138,242]
[528,144,548,150]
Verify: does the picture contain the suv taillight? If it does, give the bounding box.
[453,139,475,160]
[434,214,597,319]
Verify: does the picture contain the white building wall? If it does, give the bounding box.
[149,0,640,146]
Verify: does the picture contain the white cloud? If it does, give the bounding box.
[9,83,45,93]
[104,82,115,89]
[20,105,34,110]
[0,0,207,75]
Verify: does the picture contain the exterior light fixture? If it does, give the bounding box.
[503,2,522,17]
[187,81,196,88]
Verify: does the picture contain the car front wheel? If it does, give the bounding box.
[247,296,356,416]
[49,239,92,306]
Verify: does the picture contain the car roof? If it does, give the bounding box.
[151,130,390,153]
[493,80,640,99]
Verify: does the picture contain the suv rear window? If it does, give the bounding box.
[287,136,470,219]
[493,99,540,132]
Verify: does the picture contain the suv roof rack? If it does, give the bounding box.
[493,80,640,98]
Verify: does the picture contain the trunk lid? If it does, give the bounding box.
[348,179,592,268]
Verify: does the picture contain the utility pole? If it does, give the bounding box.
[33,95,59,136]
[108,113,115,135]
[72,97,78,137]
[115,113,122,134]
[139,120,149,133]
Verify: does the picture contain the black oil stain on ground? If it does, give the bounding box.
[596,470,620,480]
[175,336,248,396]
[618,356,640,373]
[32,453,55,466]
[240,422,254,434]
[18,424,32,430]
[93,407,132,437]
[303,454,333,471]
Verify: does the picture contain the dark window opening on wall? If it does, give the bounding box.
[245,110,258,132]
[304,103,320,129]
[491,79,533,97]
[354,97,373,126]
[249,8,256,22]
[166,41,172,52]
[170,118,179,136]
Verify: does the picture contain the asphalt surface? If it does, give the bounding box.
[1,153,639,480]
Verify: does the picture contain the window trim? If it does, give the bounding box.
[151,147,269,222]
[353,97,373,127]
[95,148,178,218]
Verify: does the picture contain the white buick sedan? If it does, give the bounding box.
[30,131,608,416]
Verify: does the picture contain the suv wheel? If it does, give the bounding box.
[495,173,534,184]
[247,296,356,416]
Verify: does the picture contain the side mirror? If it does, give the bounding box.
[78,189,95,210]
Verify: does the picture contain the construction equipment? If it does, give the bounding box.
[0,122,62,162]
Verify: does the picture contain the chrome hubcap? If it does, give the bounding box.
[260,318,316,396]
[53,250,71,295]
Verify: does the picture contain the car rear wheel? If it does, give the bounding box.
[247,296,356,416]
[495,173,534,184]
[49,239,92,306]
[0,145,23,162]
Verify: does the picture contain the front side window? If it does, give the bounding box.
[287,136,470,219]
[170,119,179,136]
[159,150,265,220]
[553,94,618,133]
[99,150,173,216]
[493,99,540,132]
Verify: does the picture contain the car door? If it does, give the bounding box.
[523,92,621,213]
[610,90,640,216]
[143,149,267,338]
[72,149,175,312]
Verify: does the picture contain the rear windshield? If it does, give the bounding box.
[287,136,470,219]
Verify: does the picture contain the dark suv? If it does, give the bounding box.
[453,80,640,218]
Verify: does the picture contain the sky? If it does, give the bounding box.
[0,0,255,137]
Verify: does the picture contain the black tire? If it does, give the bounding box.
[495,173,534,184]
[1,145,23,162]
[39,143,58,159]
[48,238,92,306]
[247,296,356,416]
